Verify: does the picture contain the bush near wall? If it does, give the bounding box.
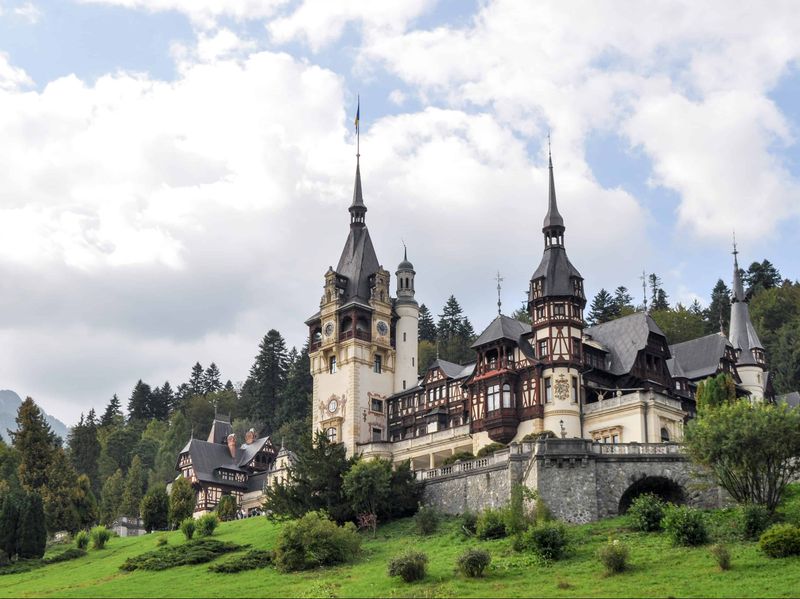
[273,511,361,572]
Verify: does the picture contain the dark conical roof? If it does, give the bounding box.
[398,246,413,271]
[542,155,564,232]
[336,157,380,303]
[728,245,763,365]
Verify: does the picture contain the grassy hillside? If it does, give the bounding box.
[2,507,800,598]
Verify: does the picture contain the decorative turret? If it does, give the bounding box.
[727,240,767,399]
[528,148,585,438]
[395,246,419,392]
[349,158,367,227]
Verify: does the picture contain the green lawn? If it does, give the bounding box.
[1,511,799,597]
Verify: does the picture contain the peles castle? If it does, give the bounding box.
[304,151,772,473]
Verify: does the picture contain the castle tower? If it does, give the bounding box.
[728,242,767,399]
[394,247,419,392]
[306,156,396,455]
[528,152,586,437]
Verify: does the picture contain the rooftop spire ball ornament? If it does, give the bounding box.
[495,270,503,315]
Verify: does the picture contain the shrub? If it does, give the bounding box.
[441,451,475,466]
[180,518,196,541]
[740,504,771,541]
[759,523,800,558]
[140,486,169,532]
[209,549,274,573]
[476,442,506,458]
[505,485,536,536]
[274,511,361,572]
[216,495,238,522]
[534,497,552,524]
[156,536,168,547]
[74,530,89,550]
[90,526,111,550]
[196,514,219,537]
[43,547,87,564]
[522,431,557,442]
[524,523,569,561]
[710,543,731,570]
[627,493,666,532]
[663,506,708,547]
[597,539,629,575]
[460,511,478,535]
[168,477,195,526]
[387,551,428,582]
[476,508,507,540]
[120,539,242,571]
[457,548,491,578]
[414,505,440,536]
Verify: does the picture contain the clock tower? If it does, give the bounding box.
[306,156,398,455]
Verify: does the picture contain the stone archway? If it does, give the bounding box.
[618,475,686,514]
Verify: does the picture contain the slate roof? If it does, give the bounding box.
[668,333,732,381]
[529,248,583,298]
[728,251,763,365]
[430,359,474,380]
[543,155,564,231]
[178,436,272,488]
[471,314,532,348]
[777,391,800,408]
[584,312,666,376]
[207,418,233,444]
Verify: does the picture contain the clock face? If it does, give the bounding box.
[377,321,389,336]
[324,322,335,337]
[328,398,338,414]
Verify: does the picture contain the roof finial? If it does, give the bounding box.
[731,231,745,303]
[495,270,504,315]
[640,270,648,313]
[547,130,552,164]
[354,94,360,160]
[402,239,407,262]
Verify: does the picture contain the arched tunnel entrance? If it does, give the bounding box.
[618,475,686,514]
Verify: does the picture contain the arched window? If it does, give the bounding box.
[502,384,512,408]
[325,427,337,442]
[660,427,670,442]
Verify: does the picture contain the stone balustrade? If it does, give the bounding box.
[583,391,682,414]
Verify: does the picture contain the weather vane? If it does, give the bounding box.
[495,271,504,315]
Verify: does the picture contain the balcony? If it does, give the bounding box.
[482,408,520,444]
[339,329,372,342]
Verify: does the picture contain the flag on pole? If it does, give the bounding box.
[354,95,360,133]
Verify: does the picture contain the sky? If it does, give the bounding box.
[0,0,798,425]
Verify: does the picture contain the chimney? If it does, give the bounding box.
[227,433,237,458]
[245,428,256,444]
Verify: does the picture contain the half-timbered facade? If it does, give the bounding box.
[308,147,773,469]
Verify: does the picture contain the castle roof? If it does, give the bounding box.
[668,333,733,381]
[471,314,532,348]
[585,312,666,376]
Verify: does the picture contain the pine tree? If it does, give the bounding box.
[511,306,532,324]
[708,279,732,334]
[189,362,205,396]
[67,409,100,495]
[140,486,169,532]
[648,273,669,311]
[653,288,670,311]
[587,288,614,325]
[100,469,124,525]
[149,382,173,422]
[745,259,782,297]
[168,476,195,525]
[73,474,98,530]
[0,491,20,559]
[100,394,122,427]
[224,380,235,392]
[16,492,46,559]
[241,330,288,432]
[418,304,437,343]
[203,363,222,394]
[435,296,476,364]
[120,456,147,518]
[612,286,635,317]
[42,448,80,533]
[277,344,312,430]
[9,398,55,491]
[127,380,154,421]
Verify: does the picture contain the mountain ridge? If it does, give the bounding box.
[0,389,70,442]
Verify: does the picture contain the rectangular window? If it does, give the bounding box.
[371,398,384,413]
[571,377,578,403]
[403,332,407,342]
[536,306,545,320]
[371,427,382,442]
[539,340,549,357]
[554,303,566,316]
[402,379,406,390]
[544,378,552,403]
[412,357,415,366]
[374,354,382,373]
[487,384,500,411]
[329,356,337,374]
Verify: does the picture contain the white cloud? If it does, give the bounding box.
[78,0,288,28]
[267,0,433,52]
[357,0,800,243]
[13,2,41,23]
[0,52,33,90]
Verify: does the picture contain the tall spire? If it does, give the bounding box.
[542,142,565,246]
[349,96,366,227]
[731,232,745,302]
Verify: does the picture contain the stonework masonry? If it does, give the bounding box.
[420,439,727,523]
